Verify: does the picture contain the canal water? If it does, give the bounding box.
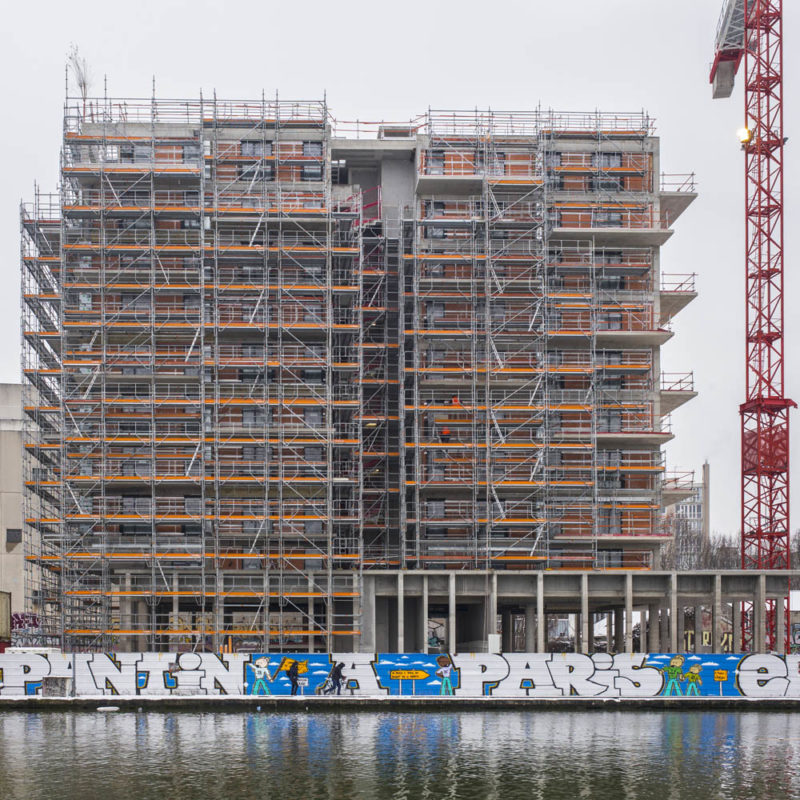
[1,710,799,799]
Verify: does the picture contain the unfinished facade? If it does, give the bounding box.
[21,96,696,652]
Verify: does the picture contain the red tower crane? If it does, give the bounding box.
[711,0,793,650]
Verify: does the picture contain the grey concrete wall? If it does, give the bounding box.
[348,168,379,196]
[0,385,23,617]
[380,158,415,235]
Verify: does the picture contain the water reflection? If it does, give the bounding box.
[1,710,800,799]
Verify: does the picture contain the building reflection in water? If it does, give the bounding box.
[2,711,800,799]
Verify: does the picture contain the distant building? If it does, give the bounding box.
[665,460,710,570]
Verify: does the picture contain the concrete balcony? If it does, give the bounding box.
[662,469,696,506]
[660,272,697,323]
[659,172,698,226]
[660,371,697,414]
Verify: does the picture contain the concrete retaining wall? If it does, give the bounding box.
[0,651,798,700]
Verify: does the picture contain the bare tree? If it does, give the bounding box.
[67,44,91,108]
[663,524,740,570]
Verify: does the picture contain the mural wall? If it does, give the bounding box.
[0,652,798,699]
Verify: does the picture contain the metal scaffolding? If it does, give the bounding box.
[399,108,693,572]
[21,98,697,652]
[23,94,364,652]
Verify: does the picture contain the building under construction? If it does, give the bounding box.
[21,95,697,653]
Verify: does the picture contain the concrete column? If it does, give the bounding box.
[397,573,404,653]
[752,575,767,653]
[501,610,513,653]
[606,612,613,653]
[308,574,316,653]
[121,572,133,653]
[658,605,669,652]
[614,607,624,653]
[712,574,722,654]
[755,574,766,653]
[359,575,375,653]
[676,606,685,653]
[669,574,678,652]
[581,574,590,654]
[776,596,786,654]
[351,576,361,656]
[573,614,581,653]
[172,573,179,634]
[648,604,660,652]
[536,572,545,653]
[213,594,223,653]
[694,605,703,654]
[448,572,456,653]
[489,572,498,644]
[733,601,742,653]
[634,607,645,654]
[525,604,536,652]
[625,573,633,654]
[421,575,428,652]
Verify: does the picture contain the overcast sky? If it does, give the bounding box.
[2,0,798,536]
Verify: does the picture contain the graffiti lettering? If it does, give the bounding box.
[10,613,39,631]
[0,652,798,699]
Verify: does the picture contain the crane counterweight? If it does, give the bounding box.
[710,0,746,98]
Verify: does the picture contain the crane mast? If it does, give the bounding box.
[711,0,793,650]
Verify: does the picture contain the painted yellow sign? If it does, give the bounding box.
[714,670,728,682]
[390,669,429,681]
